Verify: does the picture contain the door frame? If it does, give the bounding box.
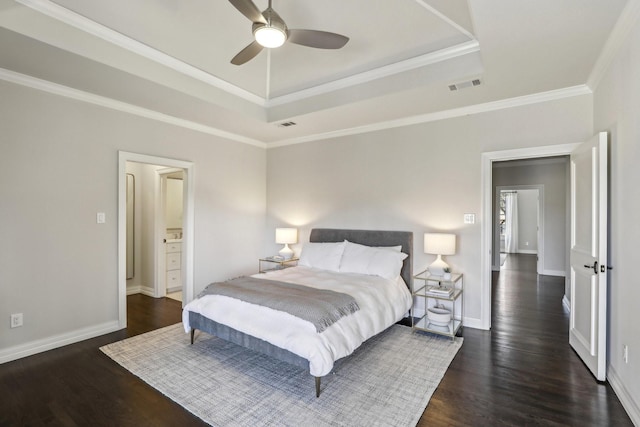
[118,151,195,328]
[480,143,579,330]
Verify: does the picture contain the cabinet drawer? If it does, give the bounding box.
[166,252,181,270]
[166,242,182,253]
[167,269,181,287]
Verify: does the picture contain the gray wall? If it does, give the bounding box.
[267,95,592,325]
[593,11,640,420]
[0,80,266,354]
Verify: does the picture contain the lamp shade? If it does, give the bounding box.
[424,233,456,255]
[275,228,297,244]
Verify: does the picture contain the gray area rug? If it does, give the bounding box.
[100,324,462,427]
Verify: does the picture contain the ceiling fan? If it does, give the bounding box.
[228,0,349,65]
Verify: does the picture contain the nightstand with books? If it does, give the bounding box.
[411,270,463,340]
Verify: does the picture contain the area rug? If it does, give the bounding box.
[100,324,462,427]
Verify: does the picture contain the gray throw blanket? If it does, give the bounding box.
[198,277,360,333]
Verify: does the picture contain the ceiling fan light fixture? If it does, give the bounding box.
[254,25,286,48]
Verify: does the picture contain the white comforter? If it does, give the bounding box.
[182,266,412,376]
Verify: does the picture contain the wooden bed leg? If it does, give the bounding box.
[315,377,321,398]
[190,329,195,345]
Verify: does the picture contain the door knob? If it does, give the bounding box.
[583,261,598,274]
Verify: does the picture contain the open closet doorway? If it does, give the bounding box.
[118,152,195,329]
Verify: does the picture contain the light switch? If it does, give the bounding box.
[464,213,475,224]
[97,212,106,224]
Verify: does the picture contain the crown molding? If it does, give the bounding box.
[0,67,266,148]
[587,0,640,90]
[268,85,592,148]
[15,0,266,106]
[266,40,480,107]
[1,64,591,151]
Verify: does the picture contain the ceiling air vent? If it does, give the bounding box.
[448,78,482,91]
[278,121,297,127]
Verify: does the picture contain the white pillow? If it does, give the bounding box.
[340,241,407,279]
[298,241,346,272]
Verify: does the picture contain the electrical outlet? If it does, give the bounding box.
[623,345,629,364]
[96,212,106,224]
[10,313,23,328]
[463,213,476,224]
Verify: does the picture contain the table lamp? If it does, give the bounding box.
[275,228,297,260]
[424,233,456,276]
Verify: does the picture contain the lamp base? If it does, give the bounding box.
[279,244,294,260]
[427,255,449,276]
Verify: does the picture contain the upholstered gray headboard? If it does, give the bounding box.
[309,228,413,289]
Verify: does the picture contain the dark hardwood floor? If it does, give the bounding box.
[0,258,633,426]
[420,254,632,426]
[0,295,203,427]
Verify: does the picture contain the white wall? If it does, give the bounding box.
[593,11,640,424]
[0,80,266,357]
[267,95,592,325]
[493,160,568,275]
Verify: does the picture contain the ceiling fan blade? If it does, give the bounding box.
[231,41,264,65]
[287,29,349,49]
[228,0,266,24]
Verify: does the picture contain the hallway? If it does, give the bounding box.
[421,253,632,425]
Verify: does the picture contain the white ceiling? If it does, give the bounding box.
[0,0,630,146]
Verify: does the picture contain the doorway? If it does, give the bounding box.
[118,152,195,328]
[158,168,185,302]
[495,185,543,274]
[480,144,578,330]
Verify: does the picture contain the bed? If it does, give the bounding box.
[182,228,413,396]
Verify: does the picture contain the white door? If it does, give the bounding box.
[569,132,608,381]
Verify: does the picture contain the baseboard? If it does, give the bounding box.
[517,249,538,254]
[562,295,571,313]
[0,320,121,364]
[542,269,566,277]
[608,365,640,426]
[127,285,155,297]
[126,285,141,295]
[140,286,155,297]
[167,286,182,294]
[463,316,485,330]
